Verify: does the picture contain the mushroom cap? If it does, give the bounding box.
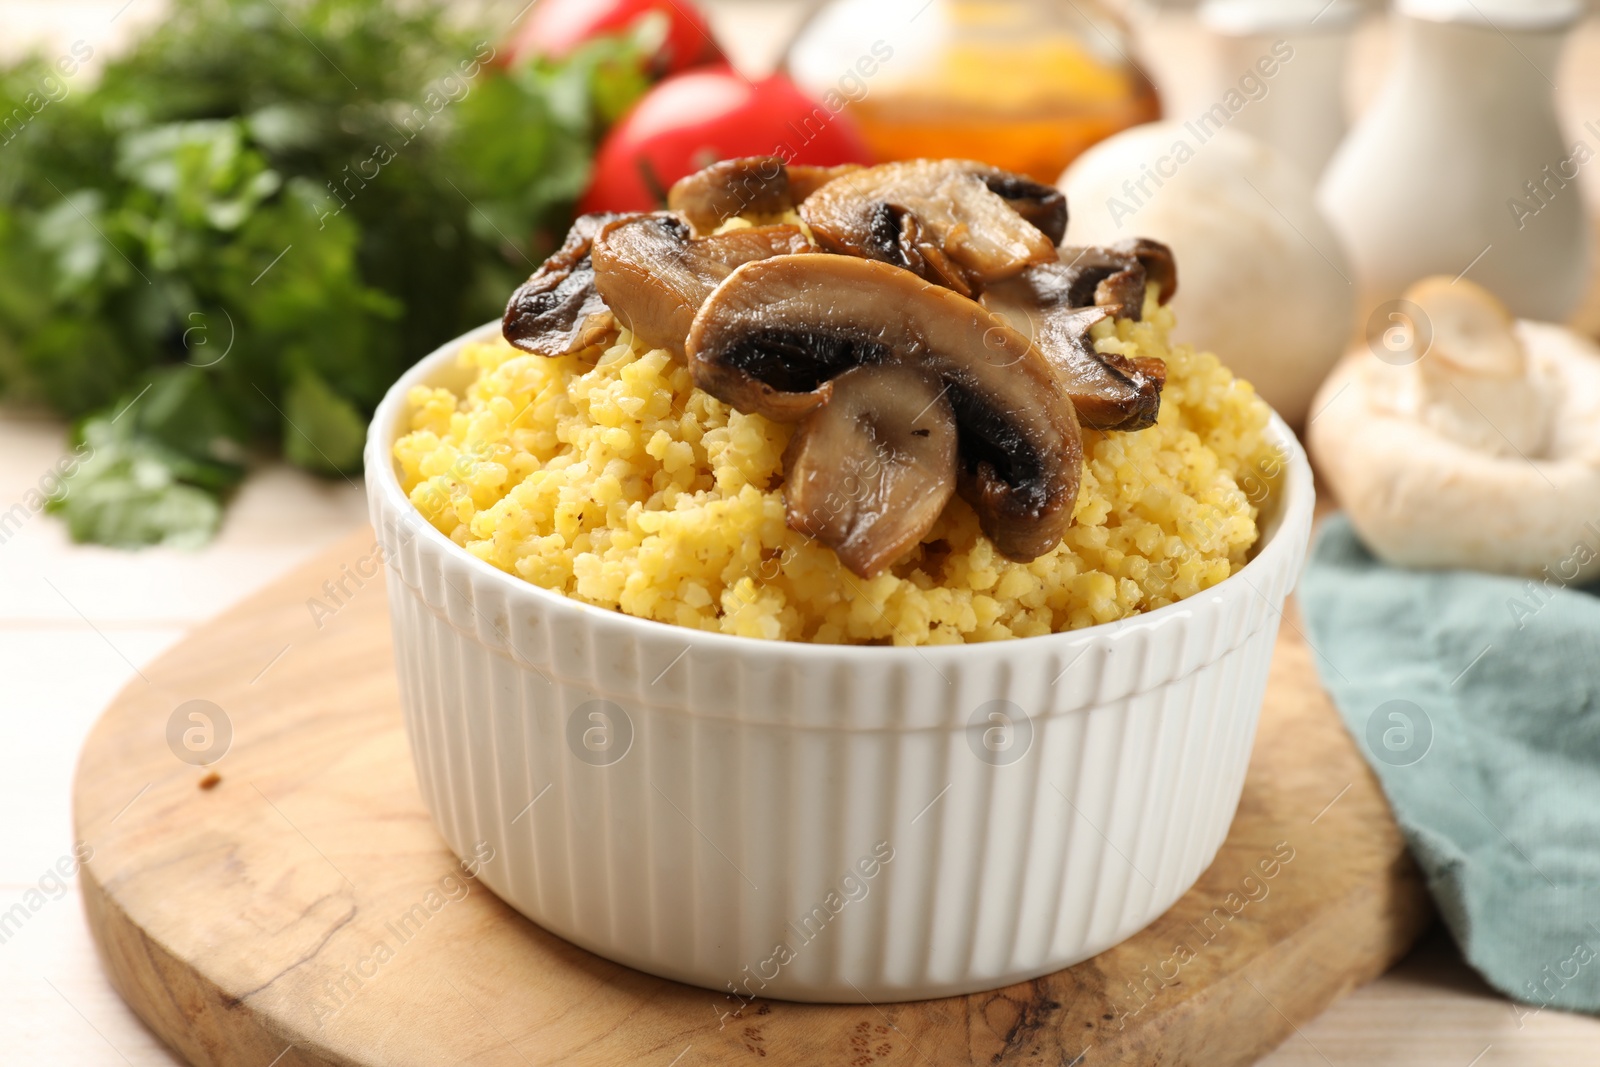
[667,158,868,236]
[1369,277,1547,458]
[667,156,792,235]
[1017,244,1155,319]
[983,297,1164,432]
[686,254,1084,561]
[1061,123,1353,425]
[784,364,959,578]
[978,169,1068,246]
[787,163,865,204]
[1114,237,1178,305]
[980,241,1177,431]
[590,213,814,357]
[800,160,1060,288]
[1310,318,1600,579]
[502,212,628,357]
[1404,276,1525,377]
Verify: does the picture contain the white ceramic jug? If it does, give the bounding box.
[1199,0,1360,182]
[1318,0,1589,323]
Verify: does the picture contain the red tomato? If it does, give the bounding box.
[578,69,874,215]
[506,0,724,77]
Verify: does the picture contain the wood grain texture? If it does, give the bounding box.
[72,527,1432,1067]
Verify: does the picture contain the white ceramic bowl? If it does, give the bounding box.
[366,322,1316,1003]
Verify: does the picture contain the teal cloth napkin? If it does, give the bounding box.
[1300,516,1600,1015]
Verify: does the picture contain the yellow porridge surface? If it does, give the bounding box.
[393,288,1278,645]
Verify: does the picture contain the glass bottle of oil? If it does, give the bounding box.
[786,0,1160,183]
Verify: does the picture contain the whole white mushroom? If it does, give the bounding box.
[1310,277,1600,582]
[1060,122,1354,425]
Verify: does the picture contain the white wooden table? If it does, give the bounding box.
[3,1,1600,1063]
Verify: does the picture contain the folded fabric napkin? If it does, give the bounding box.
[1300,515,1600,1015]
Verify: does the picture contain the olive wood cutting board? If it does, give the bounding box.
[73,526,1431,1067]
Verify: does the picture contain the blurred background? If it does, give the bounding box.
[5,0,1600,1062]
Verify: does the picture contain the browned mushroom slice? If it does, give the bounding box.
[1114,237,1178,304]
[700,224,816,266]
[667,156,792,235]
[981,239,1178,431]
[976,170,1067,246]
[787,163,864,203]
[982,256,1168,432]
[503,212,629,356]
[687,254,1083,561]
[784,364,958,578]
[870,204,977,298]
[669,159,867,235]
[989,296,1162,431]
[799,160,1059,288]
[1132,355,1168,389]
[1050,246,1151,318]
[591,214,813,357]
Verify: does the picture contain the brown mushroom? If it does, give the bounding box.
[687,254,1083,562]
[975,169,1067,246]
[986,298,1162,432]
[787,163,865,203]
[1056,246,1148,318]
[799,160,1059,290]
[1115,237,1178,305]
[590,214,814,356]
[784,364,958,578]
[667,157,791,235]
[980,239,1179,431]
[502,212,629,357]
[668,158,866,235]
